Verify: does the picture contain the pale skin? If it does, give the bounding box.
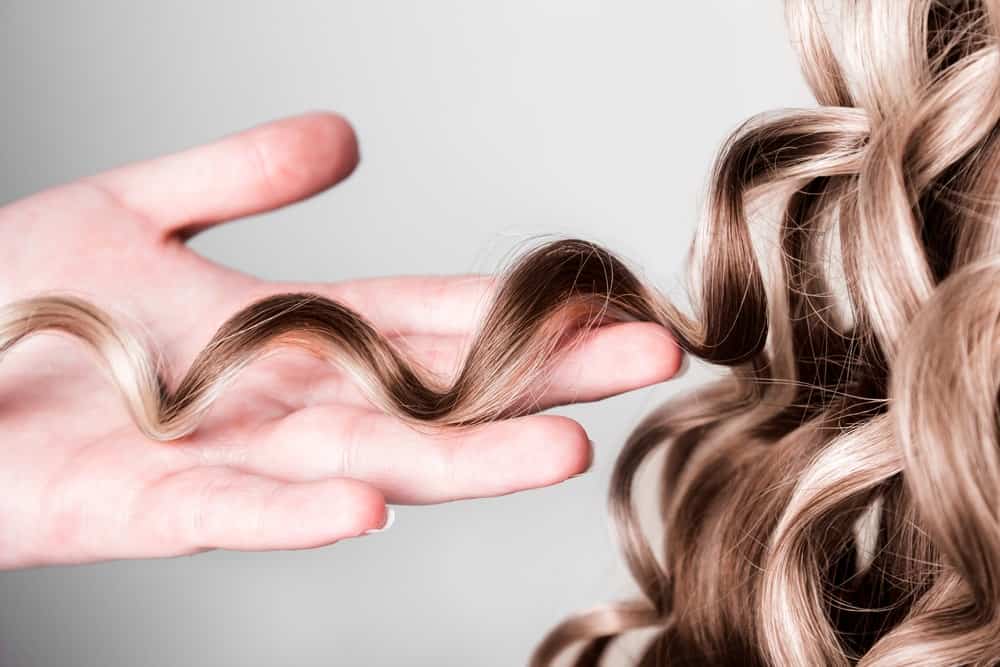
[0,112,682,569]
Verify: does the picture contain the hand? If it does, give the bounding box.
[0,112,682,568]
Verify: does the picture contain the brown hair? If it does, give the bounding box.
[3,1,1000,663]
[535,1,1000,664]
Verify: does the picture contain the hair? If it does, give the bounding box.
[3,0,1000,664]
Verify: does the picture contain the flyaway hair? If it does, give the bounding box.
[3,0,1000,664]
[534,1,1000,664]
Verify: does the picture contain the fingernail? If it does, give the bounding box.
[364,508,396,535]
[570,440,596,479]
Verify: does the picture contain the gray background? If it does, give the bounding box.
[0,2,811,665]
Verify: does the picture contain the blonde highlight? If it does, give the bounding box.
[2,2,999,664]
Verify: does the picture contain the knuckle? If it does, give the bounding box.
[338,410,372,477]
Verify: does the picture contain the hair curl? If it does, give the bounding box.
[3,1,999,664]
[534,1,1000,664]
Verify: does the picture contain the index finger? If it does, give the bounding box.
[86,112,360,239]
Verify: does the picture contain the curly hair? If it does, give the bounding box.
[3,1,999,664]
[533,1,1000,664]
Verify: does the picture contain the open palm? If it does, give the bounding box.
[0,113,681,569]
